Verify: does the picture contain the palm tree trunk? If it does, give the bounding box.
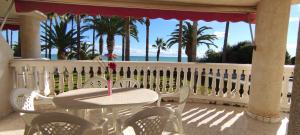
[145,18,150,61]
[10,30,13,48]
[122,35,125,61]
[287,18,300,135]
[157,48,160,61]
[222,22,230,63]
[76,15,81,60]
[191,21,198,62]
[70,16,74,54]
[92,28,95,57]
[6,30,9,44]
[58,49,67,60]
[178,20,183,62]
[107,35,115,60]
[99,35,103,55]
[125,17,130,61]
[48,18,53,59]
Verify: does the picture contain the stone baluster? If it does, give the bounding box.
[116,67,121,81]
[226,69,233,98]
[66,66,74,91]
[218,68,225,97]
[47,66,56,96]
[176,67,181,92]
[234,69,242,99]
[281,72,291,108]
[169,67,174,92]
[162,68,167,93]
[143,68,148,88]
[36,66,46,95]
[137,67,142,88]
[15,66,25,88]
[204,67,209,96]
[76,66,83,89]
[211,68,217,97]
[84,66,91,82]
[149,68,154,90]
[196,68,202,95]
[182,67,188,87]
[242,70,251,102]
[189,67,195,94]
[57,66,65,93]
[155,67,161,93]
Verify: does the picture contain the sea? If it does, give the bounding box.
[42,54,188,62]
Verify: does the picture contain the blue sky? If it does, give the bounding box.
[2,4,300,57]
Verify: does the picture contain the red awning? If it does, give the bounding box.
[3,24,20,31]
[15,0,256,23]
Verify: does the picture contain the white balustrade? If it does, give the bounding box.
[9,59,294,111]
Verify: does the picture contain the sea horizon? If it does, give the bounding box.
[42,54,188,62]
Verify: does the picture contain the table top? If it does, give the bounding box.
[53,88,159,109]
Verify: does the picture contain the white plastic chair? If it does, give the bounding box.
[10,88,55,135]
[157,86,191,135]
[113,78,140,88]
[31,112,108,135]
[83,76,108,88]
[117,107,172,135]
[82,76,108,120]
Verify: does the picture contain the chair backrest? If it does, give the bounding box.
[177,86,191,114]
[31,112,93,135]
[113,78,140,88]
[83,76,108,88]
[122,107,172,135]
[10,88,37,112]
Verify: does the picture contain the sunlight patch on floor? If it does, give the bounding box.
[221,111,244,131]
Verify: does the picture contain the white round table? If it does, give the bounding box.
[53,88,159,109]
[54,88,158,130]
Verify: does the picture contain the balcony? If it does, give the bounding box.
[0,59,292,134]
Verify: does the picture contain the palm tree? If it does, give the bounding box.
[222,21,230,63]
[145,18,150,61]
[152,38,168,61]
[96,17,124,60]
[41,15,81,59]
[167,21,217,62]
[83,16,105,56]
[68,42,97,60]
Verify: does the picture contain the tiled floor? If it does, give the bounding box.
[0,103,289,135]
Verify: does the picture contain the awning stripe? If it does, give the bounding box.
[15,0,256,23]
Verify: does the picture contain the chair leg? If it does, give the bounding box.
[177,118,184,135]
[24,125,30,135]
[24,125,37,135]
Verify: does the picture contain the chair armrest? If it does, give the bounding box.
[160,92,180,98]
[157,92,179,107]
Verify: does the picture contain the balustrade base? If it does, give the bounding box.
[246,110,281,123]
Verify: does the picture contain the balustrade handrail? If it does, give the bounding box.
[9,59,294,111]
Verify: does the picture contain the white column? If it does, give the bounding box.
[287,15,300,135]
[247,0,291,123]
[20,13,45,58]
